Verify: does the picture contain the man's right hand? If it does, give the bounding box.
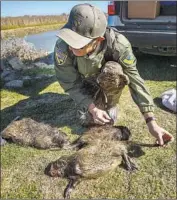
[88,103,111,125]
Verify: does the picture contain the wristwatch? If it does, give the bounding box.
[145,116,156,124]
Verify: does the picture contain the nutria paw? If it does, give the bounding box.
[122,153,138,171]
[64,179,77,199]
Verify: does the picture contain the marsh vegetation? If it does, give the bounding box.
[1,15,67,39]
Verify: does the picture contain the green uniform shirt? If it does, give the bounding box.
[54,28,154,113]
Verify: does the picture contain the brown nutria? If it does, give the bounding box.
[81,75,106,110]
[97,61,129,93]
[71,124,131,150]
[1,117,70,149]
[80,61,129,110]
[45,140,138,199]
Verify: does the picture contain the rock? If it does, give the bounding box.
[48,74,54,78]
[1,70,11,79]
[40,52,54,65]
[0,60,6,71]
[8,57,25,70]
[22,76,33,87]
[34,74,54,80]
[43,74,55,78]
[34,62,54,69]
[34,75,44,80]
[2,70,19,82]
[5,80,24,88]
[22,76,31,80]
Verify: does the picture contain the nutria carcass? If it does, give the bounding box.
[96,61,129,93]
[45,139,139,199]
[1,117,70,149]
[80,61,129,110]
[71,124,131,149]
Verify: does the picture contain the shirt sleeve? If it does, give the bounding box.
[54,39,93,110]
[112,34,155,113]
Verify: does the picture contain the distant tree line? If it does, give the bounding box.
[1,14,68,30]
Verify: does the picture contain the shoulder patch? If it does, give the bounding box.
[54,39,69,66]
[119,50,136,66]
[55,46,67,65]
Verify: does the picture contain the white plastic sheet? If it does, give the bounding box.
[160,88,176,113]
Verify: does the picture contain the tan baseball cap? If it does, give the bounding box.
[57,3,107,49]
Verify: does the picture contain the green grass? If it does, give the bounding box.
[1,55,176,199]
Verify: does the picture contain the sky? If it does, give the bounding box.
[1,1,109,17]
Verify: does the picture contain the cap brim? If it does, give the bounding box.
[57,25,92,49]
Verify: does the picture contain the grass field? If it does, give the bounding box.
[1,55,176,199]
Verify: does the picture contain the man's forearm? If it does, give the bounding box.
[143,112,158,128]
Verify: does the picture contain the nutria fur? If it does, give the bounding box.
[1,118,70,149]
[45,139,138,199]
[0,117,131,150]
[71,124,131,149]
[97,61,129,93]
[80,61,129,110]
[45,125,141,199]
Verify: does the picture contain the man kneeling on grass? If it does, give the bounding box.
[54,3,174,146]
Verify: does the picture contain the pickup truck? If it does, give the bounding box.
[108,1,176,56]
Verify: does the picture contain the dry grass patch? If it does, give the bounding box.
[1,23,64,39]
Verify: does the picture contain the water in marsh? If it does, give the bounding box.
[25,30,59,53]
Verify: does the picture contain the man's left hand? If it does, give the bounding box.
[147,120,174,146]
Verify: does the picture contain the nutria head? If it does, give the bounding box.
[128,144,145,158]
[97,61,129,91]
[52,131,70,148]
[113,126,131,141]
[44,157,68,177]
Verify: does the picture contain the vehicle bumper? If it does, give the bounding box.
[116,29,176,55]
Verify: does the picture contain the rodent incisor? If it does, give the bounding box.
[1,117,70,149]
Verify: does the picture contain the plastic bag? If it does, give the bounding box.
[160,88,176,112]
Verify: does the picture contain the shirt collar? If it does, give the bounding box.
[84,41,106,59]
